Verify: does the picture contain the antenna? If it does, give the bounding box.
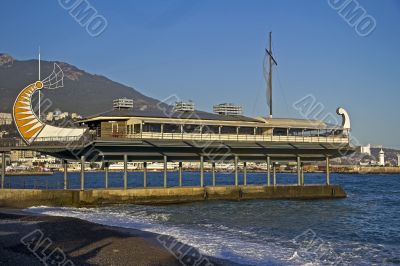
[264,32,278,118]
[38,47,41,120]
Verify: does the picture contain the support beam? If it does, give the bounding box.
[297,156,301,186]
[178,162,183,187]
[63,160,68,190]
[123,154,128,190]
[326,156,330,185]
[234,155,239,186]
[200,155,204,187]
[273,163,277,186]
[243,162,247,186]
[1,153,5,189]
[212,162,216,186]
[267,156,271,186]
[80,155,85,191]
[143,162,147,188]
[163,155,168,188]
[301,163,305,186]
[105,162,109,189]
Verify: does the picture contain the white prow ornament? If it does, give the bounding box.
[336,107,351,130]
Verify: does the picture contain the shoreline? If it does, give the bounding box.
[0,208,242,266]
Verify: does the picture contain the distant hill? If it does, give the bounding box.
[0,53,166,116]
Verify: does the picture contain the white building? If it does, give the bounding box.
[113,98,134,110]
[397,154,400,167]
[379,149,385,166]
[359,144,371,156]
[0,113,12,125]
[174,101,195,112]
[213,103,243,116]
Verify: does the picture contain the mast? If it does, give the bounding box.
[265,32,277,118]
[268,32,273,118]
[38,47,41,120]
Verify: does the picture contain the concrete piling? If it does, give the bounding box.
[178,162,182,187]
[297,156,301,186]
[105,162,109,189]
[163,155,167,188]
[200,156,204,187]
[1,153,5,189]
[273,163,277,186]
[212,162,216,186]
[243,162,247,186]
[234,155,239,186]
[267,156,271,186]
[326,156,330,185]
[63,160,68,190]
[80,156,85,191]
[143,162,147,188]
[123,154,128,190]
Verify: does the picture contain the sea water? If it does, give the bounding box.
[24,173,400,265]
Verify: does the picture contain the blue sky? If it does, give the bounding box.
[1,0,400,148]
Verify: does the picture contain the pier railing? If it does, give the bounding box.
[117,132,350,144]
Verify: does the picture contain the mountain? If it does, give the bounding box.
[0,53,165,116]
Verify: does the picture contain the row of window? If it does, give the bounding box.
[123,123,343,137]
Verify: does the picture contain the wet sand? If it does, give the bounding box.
[0,208,239,266]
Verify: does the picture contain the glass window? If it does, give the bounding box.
[164,124,181,133]
[239,127,254,135]
[220,126,237,134]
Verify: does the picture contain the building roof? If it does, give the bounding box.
[81,109,261,122]
[80,109,341,129]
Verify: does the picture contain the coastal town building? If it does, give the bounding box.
[0,113,12,125]
[113,98,134,110]
[213,103,243,116]
[174,101,195,112]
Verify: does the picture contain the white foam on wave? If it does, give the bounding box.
[26,205,298,265]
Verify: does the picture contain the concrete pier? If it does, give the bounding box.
[0,185,347,208]
[273,163,277,186]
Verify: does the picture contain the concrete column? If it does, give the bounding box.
[80,155,85,191]
[212,162,216,186]
[105,162,109,189]
[326,156,330,185]
[143,162,147,188]
[301,163,305,186]
[243,162,247,186]
[297,156,301,186]
[123,154,128,190]
[163,155,168,188]
[273,163,277,186]
[1,153,5,189]
[267,156,271,186]
[178,162,183,187]
[200,155,204,187]
[234,155,239,186]
[63,160,68,190]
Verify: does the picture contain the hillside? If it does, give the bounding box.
[0,53,165,116]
